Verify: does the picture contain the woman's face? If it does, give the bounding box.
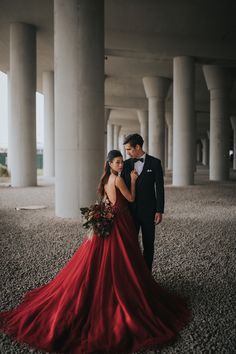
[109,156,124,173]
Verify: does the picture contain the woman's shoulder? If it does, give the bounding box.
[106,174,123,188]
[105,174,115,187]
[115,175,124,186]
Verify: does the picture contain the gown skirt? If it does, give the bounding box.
[0,188,191,354]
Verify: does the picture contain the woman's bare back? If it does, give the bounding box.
[104,174,117,206]
[104,172,137,204]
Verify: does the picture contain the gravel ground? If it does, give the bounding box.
[0,167,236,354]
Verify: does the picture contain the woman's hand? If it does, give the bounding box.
[130,170,138,182]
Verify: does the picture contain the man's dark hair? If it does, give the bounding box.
[123,133,144,148]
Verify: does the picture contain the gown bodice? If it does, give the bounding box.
[106,186,129,215]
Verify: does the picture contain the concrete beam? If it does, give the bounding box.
[105,95,148,110]
[106,30,236,62]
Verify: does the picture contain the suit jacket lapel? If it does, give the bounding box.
[124,158,133,186]
[136,154,151,186]
[128,158,134,171]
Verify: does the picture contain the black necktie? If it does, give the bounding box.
[133,158,144,163]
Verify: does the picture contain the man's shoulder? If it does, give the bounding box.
[124,158,132,166]
[122,158,132,176]
[146,154,161,165]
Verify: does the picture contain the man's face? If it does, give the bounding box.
[124,143,140,158]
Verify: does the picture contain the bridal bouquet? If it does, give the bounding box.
[80,200,115,238]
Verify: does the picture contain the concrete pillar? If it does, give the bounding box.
[9,23,37,187]
[201,136,209,166]
[119,132,126,158]
[7,71,11,173]
[165,112,173,170]
[54,0,104,218]
[165,124,168,169]
[137,110,148,152]
[143,77,171,167]
[107,121,113,154]
[203,65,233,181]
[104,108,110,156]
[43,71,55,177]
[196,141,202,163]
[120,132,129,159]
[192,112,198,173]
[113,124,121,150]
[173,56,195,186]
[230,116,236,169]
[105,108,110,125]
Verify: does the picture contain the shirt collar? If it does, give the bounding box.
[134,153,146,162]
[139,153,146,161]
[141,153,146,160]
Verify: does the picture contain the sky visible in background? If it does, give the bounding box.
[0,71,44,149]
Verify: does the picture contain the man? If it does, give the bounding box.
[122,133,164,272]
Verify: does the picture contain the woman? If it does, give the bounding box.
[0,150,191,354]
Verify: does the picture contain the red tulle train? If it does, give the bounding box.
[0,188,191,353]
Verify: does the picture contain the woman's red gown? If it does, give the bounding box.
[0,188,191,353]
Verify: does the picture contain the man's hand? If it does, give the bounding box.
[154,212,162,225]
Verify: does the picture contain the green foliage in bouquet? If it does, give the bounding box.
[80,200,115,238]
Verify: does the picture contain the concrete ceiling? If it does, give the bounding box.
[0,0,236,132]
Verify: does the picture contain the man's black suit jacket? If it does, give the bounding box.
[122,154,164,219]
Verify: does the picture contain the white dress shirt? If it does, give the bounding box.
[134,153,146,175]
